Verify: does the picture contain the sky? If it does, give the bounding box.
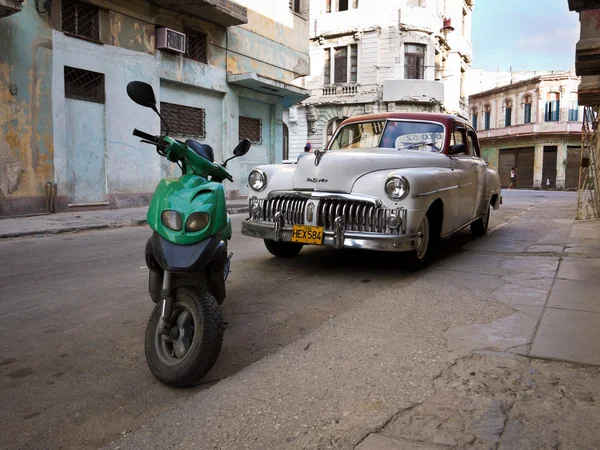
[471,0,580,72]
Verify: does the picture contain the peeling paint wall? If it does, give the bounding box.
[0,2,53,216]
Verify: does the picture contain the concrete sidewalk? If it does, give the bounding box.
[0,199,249,239]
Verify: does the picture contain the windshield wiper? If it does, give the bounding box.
[399,142,438,150]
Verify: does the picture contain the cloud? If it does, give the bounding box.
[515,26,579,51]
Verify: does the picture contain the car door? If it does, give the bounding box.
[466,128,487,218]
[449,126,478,227]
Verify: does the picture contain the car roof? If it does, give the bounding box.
[340,112,470,128]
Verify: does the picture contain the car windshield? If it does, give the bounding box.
[328,120,445,152]
[329,121,386,150]
[380,121,445,152]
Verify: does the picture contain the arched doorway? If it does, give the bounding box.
[282,123,289,160]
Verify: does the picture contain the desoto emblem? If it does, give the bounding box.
[306,178,328,183]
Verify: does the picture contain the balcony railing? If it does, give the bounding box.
[322,84,359,96]
[477,121,584,139]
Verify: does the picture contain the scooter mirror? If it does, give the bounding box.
[127,81,157,109]
[233,139,251,157]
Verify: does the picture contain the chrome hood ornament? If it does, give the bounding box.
[314,149,326,166]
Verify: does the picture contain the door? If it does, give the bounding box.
[542,146,557,189]
[239,98,272,195]
[498,149,516,188]
[515,148,534,189]
[466,128,487,217]
[66,99,106,204]
[450,126,479,228]
[566,146,582,190]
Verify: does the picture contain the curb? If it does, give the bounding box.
[0,206,249,240]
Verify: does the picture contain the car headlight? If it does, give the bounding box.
[248,169,267,191]
[161,210,182,231]
[385,176,410,201]
[186,212,210,232]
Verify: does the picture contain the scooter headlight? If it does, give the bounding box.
[248,169,267,192]
[186,212,210,232]
[161,210,182,231]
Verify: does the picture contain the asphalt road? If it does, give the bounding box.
[0,190,566,449]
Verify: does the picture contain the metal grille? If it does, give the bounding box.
[160,102,206,138]
[258,195,404,234]
[185,28,208,63]
[64,66,105,103]
[62,0,100,42]
[239,116,262,144]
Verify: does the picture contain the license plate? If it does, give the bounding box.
[291,225,324,245]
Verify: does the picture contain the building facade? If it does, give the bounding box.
[0,0,309,217]
[282,0,474,160]
[469,71,583,190]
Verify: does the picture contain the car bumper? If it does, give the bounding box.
[241,219,421,252]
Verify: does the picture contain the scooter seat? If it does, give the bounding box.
[186,140,214,162]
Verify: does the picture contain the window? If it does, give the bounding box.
[467,130,480,157]
[64,67,105,104]
[62,0,100,42]
[290,0,301,14]
[405,44,425,80]
[545,92,560,122]
[239,116,262,144]
[324,49,331,84]
[380,121,445,151]
[324,44,358,85]
[523,95,532,124]
[407,0,426,7]
[326,0,358,13]
[484,104,491,130]
[330,121,385,150]
[569,94,579,121]
[160,102,206,138]
[471,108,478,130]
[503,99,512,127]
[185,28,208,63]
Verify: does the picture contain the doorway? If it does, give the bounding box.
[498,147,534,188]
[542,146,557,189]
[566,146,582,190]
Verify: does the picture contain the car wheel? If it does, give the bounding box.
[264,240,303,257]
[404,213,432,271]
[470,204,490,237]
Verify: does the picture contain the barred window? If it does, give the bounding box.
[64,66,105,104]
[185,28,208,63]
[160,102,206,138]
[62,0,100,42]
[239,116,262,144]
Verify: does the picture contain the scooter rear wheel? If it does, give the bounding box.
[145,287,224,387]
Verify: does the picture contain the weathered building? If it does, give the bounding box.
[283,0,473,160]
[469,71,583,190]
[0,0,309,217]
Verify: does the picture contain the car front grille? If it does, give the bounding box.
[252,195,405,234]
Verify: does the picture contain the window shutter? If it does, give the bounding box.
[326,0,331,12]
[324,49,331,84]
[545,101,551,121]
[554,100,560,121]
[350,44,358,82]
[334,46,348,83]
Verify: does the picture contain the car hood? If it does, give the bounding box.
[292,149,451,193]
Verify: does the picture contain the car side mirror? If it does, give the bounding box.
[448,143,466,155]
[127,81,157,109]
[233,139,251,157]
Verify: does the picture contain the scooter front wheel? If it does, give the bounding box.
[145,287,224,387]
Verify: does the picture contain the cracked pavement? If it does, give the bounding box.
[3,191,600,450]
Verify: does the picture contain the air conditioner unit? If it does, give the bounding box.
[156,28,186,54]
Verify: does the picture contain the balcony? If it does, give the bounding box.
[477,121,584,140]
[383,79,445,104]
[0,0,23,17]
[148,0,247,27]
[314,83,376,98]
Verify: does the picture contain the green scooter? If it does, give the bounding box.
[127,81,251,387]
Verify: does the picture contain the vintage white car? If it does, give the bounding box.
[241,113,502,267]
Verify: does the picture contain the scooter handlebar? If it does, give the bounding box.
[133,129,158,142]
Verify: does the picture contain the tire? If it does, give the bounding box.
[264,239,303,257]
[404,213,432,271]
[145,287,224,387]
[470,204,490,237]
